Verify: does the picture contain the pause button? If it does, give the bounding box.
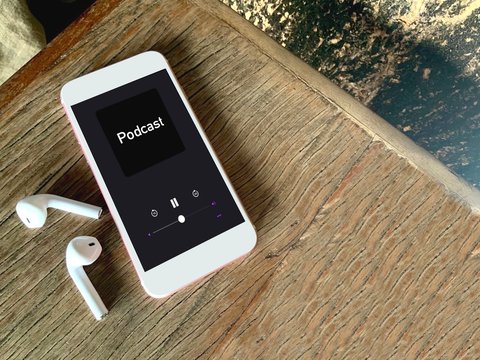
[170,197,179,208]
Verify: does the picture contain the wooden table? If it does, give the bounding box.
[2,1,480,358]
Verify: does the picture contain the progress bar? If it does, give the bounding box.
[148,204,211,236]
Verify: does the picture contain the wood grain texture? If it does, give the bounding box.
[1,0,480,359]
[196,0,480,211]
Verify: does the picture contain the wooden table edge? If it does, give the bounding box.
[2,0,479,213]
[190,0,480,214]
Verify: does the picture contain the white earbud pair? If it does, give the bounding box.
[16,194,108,320]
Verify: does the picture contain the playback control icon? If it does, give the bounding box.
[147,199,221,238]
[170,197,179,208]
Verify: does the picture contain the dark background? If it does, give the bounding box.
[27,0,95,42]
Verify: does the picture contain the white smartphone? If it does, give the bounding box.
[61,51,256,298]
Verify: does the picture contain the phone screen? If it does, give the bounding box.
[72,70,245,271]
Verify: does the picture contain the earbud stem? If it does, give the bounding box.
[47,195,102,219]
[67,265,108,320]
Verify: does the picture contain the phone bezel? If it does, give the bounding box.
[60,51,256,297]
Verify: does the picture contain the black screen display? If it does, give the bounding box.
[72,70,244,271]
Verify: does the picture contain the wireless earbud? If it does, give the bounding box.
[66,236,108,320]
[16,194,102,228]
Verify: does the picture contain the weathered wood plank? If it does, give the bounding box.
[1,0,480,359]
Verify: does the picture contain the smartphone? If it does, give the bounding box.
[60,51,256,298]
